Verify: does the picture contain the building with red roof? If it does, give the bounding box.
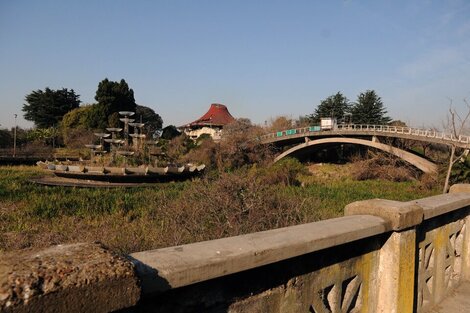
[181,103,235,140]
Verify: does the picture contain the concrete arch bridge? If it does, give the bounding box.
[259,124,470,174]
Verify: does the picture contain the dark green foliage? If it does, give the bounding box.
[451,157,470,184]
[309,92,351,123]
[161,125,180,140]
[351,90,391,125]
[258,158,308,186]
[60,106,94,129]
[60,106,96,144]
[25,127,59,144]
[196,133,212,143]
[92,78,137,129]
[107,112,121,128]
[12,127,29,147]
[136,105,163,137]
[0,129,12,148]
[23,88,80,128]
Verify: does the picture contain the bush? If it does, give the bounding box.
[62,128,95,148]
[0,165,439,253]
[255,158,308,186]
[216,118,274,170]
[181,137,218,168]
[351,151,420,182]
[161,170,314,244]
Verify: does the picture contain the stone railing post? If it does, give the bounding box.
[345,199,423,313]
[449,184,470,281]
[0,243,140,313]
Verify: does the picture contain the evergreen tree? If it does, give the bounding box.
[136,105,163,137]
[23,88,80,128]
[351,90,391,125]
[309,92,351,123]
[92,78,137,129]
[161,125,180,140]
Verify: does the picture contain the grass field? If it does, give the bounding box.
[0,164,439,254]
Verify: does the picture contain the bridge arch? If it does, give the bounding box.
[274,137,437,174]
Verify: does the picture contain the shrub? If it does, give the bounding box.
[216,118,274,170]
[161,170,314,244]
[256,158,309,186]
[350,150,420,182]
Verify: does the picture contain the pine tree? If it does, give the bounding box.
[309,92,351,123]
[92,78,137,129]
[351,90,391,125]
[23,88,80,128]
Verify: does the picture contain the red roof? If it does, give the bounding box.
[187,103,235,127]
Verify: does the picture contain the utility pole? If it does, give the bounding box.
[13,114,17,157]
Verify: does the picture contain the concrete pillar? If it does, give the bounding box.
[449,185,470,281]
[345,199,423,313]
[462,215,470,281]
[0,243,140,313]
[376,229,416,313]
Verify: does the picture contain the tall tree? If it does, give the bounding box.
[309,92,351,123]
[136,105,163,137]
[351,90,391,125]
[23,88,80,128]
[92,78,137,129]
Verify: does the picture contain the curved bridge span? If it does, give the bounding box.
[261,124,470,149]
[275,137,438,174]
[260,124,470,174]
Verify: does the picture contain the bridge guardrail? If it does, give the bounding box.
[260,124,470,145]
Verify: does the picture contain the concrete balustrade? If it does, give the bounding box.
[2,185,470,312]
[260,124,470,149]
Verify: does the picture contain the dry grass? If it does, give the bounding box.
[0,163,439,254]
[349,151,421,182]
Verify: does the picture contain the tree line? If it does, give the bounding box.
[22,78,163,132]
[21,84,393,138]
[11,84,394,152]
[15,79,167,149]
[309,90,391,125]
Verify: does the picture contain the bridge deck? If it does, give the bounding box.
[261,124,470,149]
[428,281,470,312]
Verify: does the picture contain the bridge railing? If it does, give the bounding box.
[260,124,470,145]
[3,185,470,312]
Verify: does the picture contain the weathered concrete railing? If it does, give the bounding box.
[2,185,470,312]
[260,124,470,148]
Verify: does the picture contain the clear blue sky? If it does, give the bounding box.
[1,0,470,129]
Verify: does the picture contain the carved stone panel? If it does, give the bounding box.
[417,219,465,312]
[309,275,362,313]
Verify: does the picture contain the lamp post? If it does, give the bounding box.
[13,114,17,157]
